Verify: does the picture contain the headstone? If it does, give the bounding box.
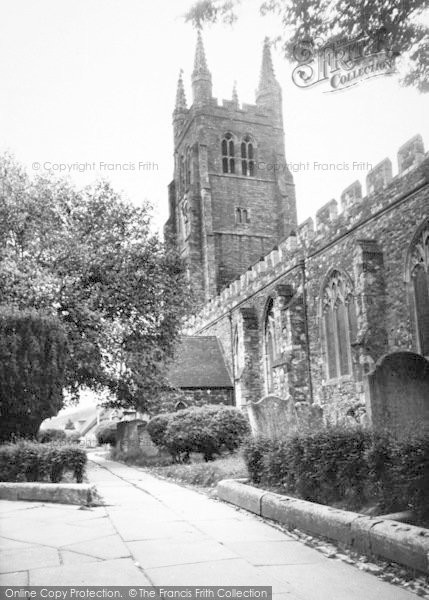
[116,419,159,456]
[365,352,429,435]
[248,395,323,438]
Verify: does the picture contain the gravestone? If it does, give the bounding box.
[365,352,429,435]
[248,395,323,438]
[116,419,159,456]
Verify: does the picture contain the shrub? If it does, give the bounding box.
[147,413,172,448]
[148,405,250,462]
[38,429,67,443]
[0,441,87,483]
[95,421,117,446]
[242,436,271,484]
[243,427,429,516]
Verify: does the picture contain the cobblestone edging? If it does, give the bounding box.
[217,479,429,574]
[0,482,99,506]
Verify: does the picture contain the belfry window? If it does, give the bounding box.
[408,219,429,356]
[241,136,255,177]
[235,207,249,224]
[222,133,235,174]
[321,270,357,380]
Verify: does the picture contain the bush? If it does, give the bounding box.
[243,427,429,517]
[95,421,117,446]
[148,405,250,462]
[146,413,172,448]
[0,441,87,483]
[38,429,67,443]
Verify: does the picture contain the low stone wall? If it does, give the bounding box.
[217,479,429,573]
[0,482,98,506]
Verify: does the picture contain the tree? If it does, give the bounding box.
[184,0,429,92]
[0,309,68,441]
[0,153,192,414]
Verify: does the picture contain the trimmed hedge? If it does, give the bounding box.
[243,427,429,519]
[37,429,67,443]
[0,441,87,483]
[148,405,250,462]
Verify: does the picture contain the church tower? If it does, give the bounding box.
[165,33,297,303]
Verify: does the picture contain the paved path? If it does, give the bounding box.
[0,454,417,598]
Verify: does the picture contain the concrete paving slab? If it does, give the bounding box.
[128,539,237,569]
[0,570,29,585]
[264,563,417,599]
[193,518,290,542]
[0,455,418,598]
[110,517,208,542]
[144,558,292,592]
[224,540,327,566]
[29,557,151,585]
[0,545,60,573]
[59,550,102,565]
[0,537,33,550]
[0,501,41,513]
[63,534,131,559]
[0,518,114,548]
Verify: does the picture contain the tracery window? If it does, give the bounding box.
[241,135,255,177]
[222,133,235,174]
[408,219,429,356]
[321,270,357,380]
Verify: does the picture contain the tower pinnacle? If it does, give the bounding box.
[256,37,282,127]
[175,69,187,113]
[258,37,279,91]
[192,30,212,105]
[232,80,239,106]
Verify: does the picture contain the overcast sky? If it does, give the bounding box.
[1,0,428,234]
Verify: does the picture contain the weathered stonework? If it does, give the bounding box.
[167,34,429,431]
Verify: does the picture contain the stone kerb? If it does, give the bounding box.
[217,479,429,573]
[0,482,97,506]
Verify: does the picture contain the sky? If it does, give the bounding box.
[1,0,428,235]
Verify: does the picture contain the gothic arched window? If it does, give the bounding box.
[241,135,255,177]
[264,298,277,393]
[222,133,235,174]
[321,270,357,380]
[407,219,429,356]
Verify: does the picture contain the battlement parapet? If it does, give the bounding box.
[192,135,428,332]
[193,231,302,329]
[397,134,425,174]
[303,135,427,253]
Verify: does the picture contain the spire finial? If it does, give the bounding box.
[175,69,187,112]
[232,80,239,106]
[258,37,278,90]
[192,30,212,104]
[193,29,210,77]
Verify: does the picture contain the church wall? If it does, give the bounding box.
[190,145,429,427]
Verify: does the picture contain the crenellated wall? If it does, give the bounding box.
[191,134,428,331]
[189,135,429,426]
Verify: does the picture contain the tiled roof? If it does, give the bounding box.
[167,336,233,389]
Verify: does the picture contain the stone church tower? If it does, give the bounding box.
[165,32,297,301]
